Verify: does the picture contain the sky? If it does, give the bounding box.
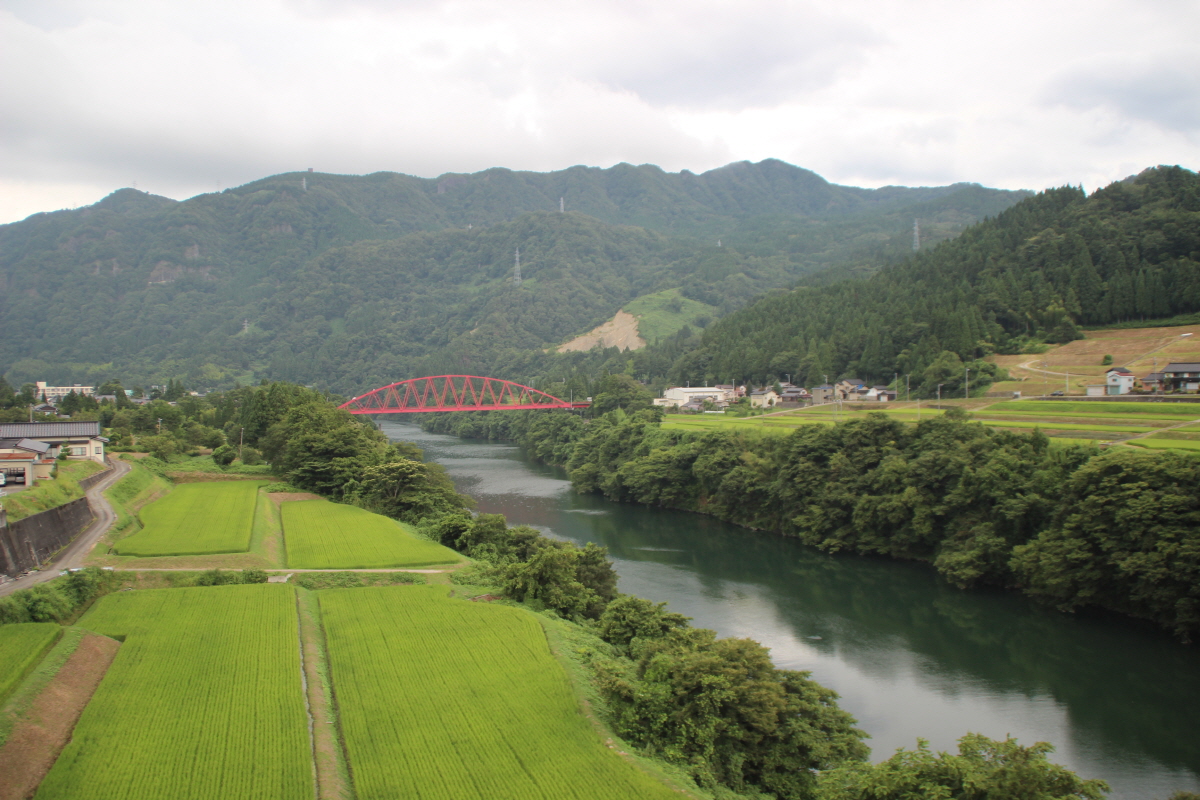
[1,0,1197,224]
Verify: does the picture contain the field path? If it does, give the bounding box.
[1116,417,1200,444]
[0,459,131,598]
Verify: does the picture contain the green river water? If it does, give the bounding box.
[385,421,1200,799]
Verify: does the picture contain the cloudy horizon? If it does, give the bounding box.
[1,0,1197,224]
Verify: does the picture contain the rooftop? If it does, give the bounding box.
[0,421,102,439]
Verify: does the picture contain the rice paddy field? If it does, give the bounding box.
[113,480,267,556]
[662,397,1200,453]
[36,584,312,800]
[319,585,680,800]
[0,623,61,704]
[281,499,463,569]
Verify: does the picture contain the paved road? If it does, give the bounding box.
[0,458,131,598]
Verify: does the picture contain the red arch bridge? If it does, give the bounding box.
[338,376,590,414]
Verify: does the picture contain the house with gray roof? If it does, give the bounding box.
[0,422,107,467]
[1161,363,1200,392]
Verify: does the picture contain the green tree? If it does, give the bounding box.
[586,374,655,417]
[600,628,868,798]
[817,734,1108,800]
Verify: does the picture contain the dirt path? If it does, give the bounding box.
[0,633,120,800]
[296,592,354,800]
[0,459,131,598]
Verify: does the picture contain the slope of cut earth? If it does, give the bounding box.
[319,585,683,800]
[282,499,462,569]
[557,310,646,353]
[0,632,119,800]
[36,585,312,800]
[113,480,267,557]
[990,323,1200,395]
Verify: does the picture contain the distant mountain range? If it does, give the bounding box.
[0,160,1029,392]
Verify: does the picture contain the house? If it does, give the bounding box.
[749,389,780,409]
[1105,368,1135,395]
[834,379,866,401]
[0,438,52,487]
[1161,363,1200,392]
[1141,372,1165,392]
[0,422,107,465]
[811,384,835,404]
[778,387,809,405]
[863,386,896,402]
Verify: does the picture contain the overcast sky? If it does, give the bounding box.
[1,0,1197,224]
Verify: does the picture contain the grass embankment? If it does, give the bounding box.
[319,585,685,800]
[1,461,105,522]
[0,626,97,749]
[37,585,312,800]
[282,499,463,570]
[0,624,61,706]
[111,480,267,557]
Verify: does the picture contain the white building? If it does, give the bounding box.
[35,382,95,402]
[654,386,736,409]
[1105,368,1135,395]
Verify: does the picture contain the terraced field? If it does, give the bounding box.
[36,584,312,800]
[0,623,61,704]
[282,499,462,569]
[113,480,267,556]
[662,397,1200,452]
[320,585,681,800]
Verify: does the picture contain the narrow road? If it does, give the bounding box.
[0,458,131,598]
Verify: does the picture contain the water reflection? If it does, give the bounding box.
[386,421,1200,800]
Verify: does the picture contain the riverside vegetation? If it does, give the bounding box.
[419,375,1200,642]
[0,382,1120,799]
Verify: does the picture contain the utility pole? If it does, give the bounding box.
[905,374,910,402]
[965,367,970,400]
[937,384,943,404]
[239,427,244,461]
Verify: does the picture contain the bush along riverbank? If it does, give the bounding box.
[416,382,1200,643]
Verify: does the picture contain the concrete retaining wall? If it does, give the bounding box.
[0,499,94,577]
[0,461,112,578]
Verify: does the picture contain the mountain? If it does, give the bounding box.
[0,160,1028,393]
[623,166,1200,396]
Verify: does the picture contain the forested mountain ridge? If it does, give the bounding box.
[0,160,1026,391]
[641,166,1200,395]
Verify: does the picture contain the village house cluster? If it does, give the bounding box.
[653,379,899,412]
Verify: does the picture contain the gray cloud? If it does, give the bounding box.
[1043,55,1200,133]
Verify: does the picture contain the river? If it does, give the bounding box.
[383,421,1200,800]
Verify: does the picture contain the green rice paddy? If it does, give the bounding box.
[660,398,1200,451]
[282,499,462,569]
[319,585,680,800]
[113,481,266,557]
[37,584,312,800]
[0,623,61,704]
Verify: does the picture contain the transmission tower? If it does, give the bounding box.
[913,219,920,251]
[513,248,522,287]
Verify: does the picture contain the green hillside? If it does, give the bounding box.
[0,160,1025,392]
[600,166,1200,396]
